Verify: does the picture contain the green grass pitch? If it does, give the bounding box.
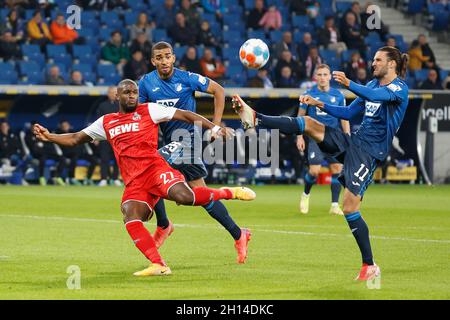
[0,184,449,300]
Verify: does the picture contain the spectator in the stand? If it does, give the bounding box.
[247,0,266,30]
[418,34,438,70]
[37,0,56,19]
[274,31,297,60]
[258,5,282,31]
[154,0,177,29]
[247,67,274,89]
[345,1,362,26]
[129,31,152,61]
[179,46,202,75]
[129,12,154,42]
[27,10,52,48]
[101,30,130,74]
[197,20,220,50]
[50,13,81,52]
[275,49,304,84]
[25,121,66,186]
[304,46,323,81]
[123,50,148,81]
[361,2,389,39]
[318,16,347,55]
[355,67,369,85]
[5,9,24,43]
[344,51,366,81]
[386,36,400,50]
[85,0,129,10]
[443,74,450,90]
[55,120,81,185]
[340,11,366,55]
[46,65,65,85]
[169,13,198,46]
[179,0,201,32]
[408,40,430,72]
[199,48,226,81]
[0,31,22,60]
[201,0,225,21]
[289,0,311,15]
[306,2,320,19]
[69,70,86,86]
[297,32,314,63]
[94,86,120,187]
[277,66,297,88]
[419,69,443,90]
[0,120,29,185]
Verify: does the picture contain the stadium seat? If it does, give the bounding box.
[269,30,283,43]
[414,69,429,82]
[46,44,72,66]
[152,29,170,42]
[128,1,148,11]
[429,12,449,31]
[72,63,94,74]
[223,31,243,46]
[244,0,254,9]
[173,46,187,59]
[336,2,353,14]
[124,11,139,25]
[21,44,45,65]
[341,50,359,63]
[427,2,446,14]
[73,45,94,63]
[248,30,267,40]
[0,63,18,84]
[291,15,310,30]
[403,0,426,14]
[100,11,123,29]
[99,28,114,42]
[439,70,449,81]
[320,49,340,67]
[18,61,41,76]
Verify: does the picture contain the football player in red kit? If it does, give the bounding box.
[33,79,256,276]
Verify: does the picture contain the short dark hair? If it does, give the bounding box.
[316,64,331,72]
[151,41,173,57]
[110,30,121,37]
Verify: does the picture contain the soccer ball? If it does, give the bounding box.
[239,39,270,69]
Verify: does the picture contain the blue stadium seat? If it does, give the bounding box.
[427,2,446,14]
[72,63,94,74]
[404,0,425,14]
[124,11,139,25]
[173,46,187,58]
[247,30,267,40]
[128,1,148,11]
[314,15,325,28]
[21,44,46,65]
[440,70,449,81]
[0,63,18,84]
[320,49,340,67]
[222,30,243,46]
[291,15,310,30]
[414,69,429,82]
[46,44,72,67]
[152,29,170,42]
[269,30,283,42]
[202,13,217,25]
[336,2,353,14]
[100,11,123,29]
[81,11,99,29]
[97,64,119,85]
[430,12,449,31]
[341,50,359,63]
[18,61,41,76]
[244,0,254,9]
[222,47,240,62]
[73,45,94,62]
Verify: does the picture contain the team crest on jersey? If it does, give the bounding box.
[156,98,180,107]
[198,74,207,85]
[365,101,381,117]
[133,112,141,121]
[387,83,401,92]
[175,83,182,92]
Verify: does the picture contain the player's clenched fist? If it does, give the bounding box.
[299,95,324,108]
[219,127,235,140]
[332,71,350,87]
[33,124,50,142]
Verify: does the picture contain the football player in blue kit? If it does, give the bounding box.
[232,46,409,281]
[296,64,350,215]
[139,42,251,264]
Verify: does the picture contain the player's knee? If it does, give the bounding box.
[309,168,320,177]
[121,202,151,223]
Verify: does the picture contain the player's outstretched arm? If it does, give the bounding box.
[205,79,225,126]
[172,109,235,139]
[332,71,404,102]
[33,124,92,147]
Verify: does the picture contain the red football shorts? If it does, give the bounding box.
[121,158,185,211]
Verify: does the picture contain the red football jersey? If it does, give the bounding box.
[83,103,177,185]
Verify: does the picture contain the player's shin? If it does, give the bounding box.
[203,201,241,240]
[345,211,374,265]
[256,113,305,135]
[154,198,170,229]
[191,187,233,205]
[125,220,165,266]
[331,174,341,204]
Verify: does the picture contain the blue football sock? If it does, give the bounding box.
[331,174,341,203]
[256,113,305,135]
[304,172,317,195]
[203,200,241,240]
[154,198,170,229]
[345,211,374,265]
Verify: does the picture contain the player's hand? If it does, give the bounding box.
[299,95,324,108]
[33,124,50,142]
[332,71,350,87]
[296,135,305,152]
[217,127,235,140]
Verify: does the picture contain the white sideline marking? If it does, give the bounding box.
[1,214,449,244]
[0,256,9,259]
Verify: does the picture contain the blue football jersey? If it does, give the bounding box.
[299,86,345,129]
[352,77,409,160]
[138,68,210,144]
